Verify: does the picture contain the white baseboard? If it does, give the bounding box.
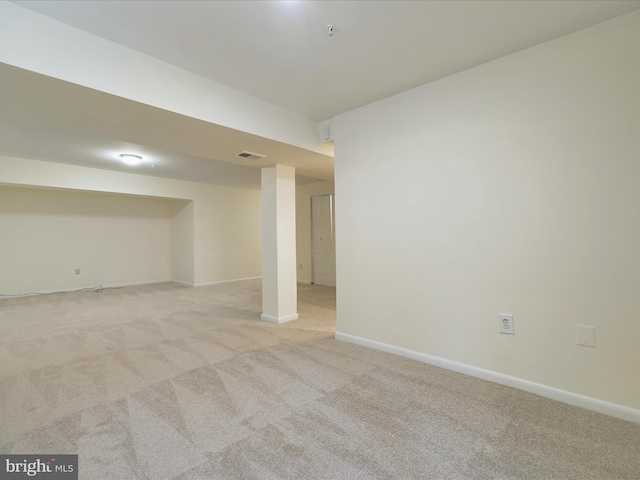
[261,313,299,324]
[193,276,262,288]
[297,280,312,285]
[0,279,172,298]
[1,276,263,297]
[103,279,172,289]
[335,331,640,425]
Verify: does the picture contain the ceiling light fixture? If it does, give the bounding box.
[119,153,142,166]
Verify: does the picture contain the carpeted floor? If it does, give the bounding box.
[0,280,639,479]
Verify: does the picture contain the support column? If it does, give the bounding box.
[261,164,298,323]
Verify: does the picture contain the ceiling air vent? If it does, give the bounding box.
[235,151,266,160]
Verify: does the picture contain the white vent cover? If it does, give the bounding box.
[235,151,266,160]
[318,118,334,143]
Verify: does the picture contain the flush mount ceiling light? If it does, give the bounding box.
[119,154,142,166]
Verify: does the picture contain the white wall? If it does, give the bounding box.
[170,200,194,285]
[0,155,262,290]
[193,187,261,285]
[0,186,172,294]
[334,10,640,415]
[296,180,334,284]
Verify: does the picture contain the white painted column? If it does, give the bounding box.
[261,164,298,323]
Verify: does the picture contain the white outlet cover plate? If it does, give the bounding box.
[576,324,595,347]
[499,314,514,334]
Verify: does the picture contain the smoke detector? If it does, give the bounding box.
[235,151,266,160]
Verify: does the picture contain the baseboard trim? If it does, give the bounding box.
[335,332,640,424]
[103,279,172,289]
[261,313,299,324]
[0,279,172,298]
[297,280,312,285]
[193,276,262,288]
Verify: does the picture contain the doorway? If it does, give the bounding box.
[311,194,336,286]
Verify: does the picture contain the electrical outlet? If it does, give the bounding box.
[75,268,80,275]
[576,324,595,347]
[499,314,514,334]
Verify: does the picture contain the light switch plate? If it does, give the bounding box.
[576,324,595,347]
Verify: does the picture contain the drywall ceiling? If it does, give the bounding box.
[3,0,639,189]
[0,63,332,189]
[11,0,640,121]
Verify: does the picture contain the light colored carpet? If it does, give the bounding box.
[0,280,638,479]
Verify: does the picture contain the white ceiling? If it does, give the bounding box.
[3,0,640,189]
[11,0,640,121]
[0,62,331,189]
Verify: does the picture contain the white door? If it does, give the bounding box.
[311,194,336,286]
